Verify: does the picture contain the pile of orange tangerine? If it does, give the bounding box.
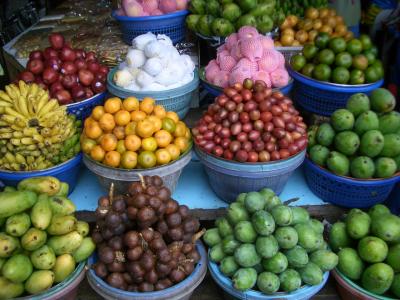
[80,97,191,169]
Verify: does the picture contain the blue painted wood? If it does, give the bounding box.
[70,160,328,212]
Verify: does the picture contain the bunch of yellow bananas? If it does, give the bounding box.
[0,81,78,171]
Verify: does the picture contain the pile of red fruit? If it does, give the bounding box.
[192,79,308,163]
[17,33,109,105]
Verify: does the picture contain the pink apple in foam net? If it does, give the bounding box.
[159,0,177,13]
[122,0,144,16]
[176,0,188,10]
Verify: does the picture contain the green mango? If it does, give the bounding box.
[31,245,56,270]
[0,277,24,299]
[203,228,221,247]
[220,256,239,276]
[232,268,257,291]
[279,269,302,292]
[18,176,60,196]
[48,196,76,216]
[346,209,371,239]
[257,272,280,294]
[53,182,69,197]
[310,249,339,272]
[73,237,96,262]
[262,252,288,274]
[2,254,32,283]
[25,270,55,295]
[329,221,353,252]
[47,215,77,236]
[338,248,364,280]
[298,262,324,285]
[21,228,47,251]
[0,233,20,258]
[30,195,52,230]
[76,221,89,237]
[5,213,31,237]
[47,231,83,255]
[53,254,76,283]
[0,191,37,219]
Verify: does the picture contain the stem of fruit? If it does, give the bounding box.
[192,228,206,244]
[138,173,146,189]
[108,182,114,205]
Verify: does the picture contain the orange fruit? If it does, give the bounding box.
[174,137,189,153]
[122,97,139,112]
[335,15,344,25]
[147,115,162,132]
[155,149,171,165]
[113,126,125,140]
[116,140,126,154]
[104,151,121,168]
[141,137,158,152]
[303,19,314,31]
[139,97,155,114]
[131,110,147,122]
[136,119,154,138]
[90,145,105,161]
[287,15,298,27]
[115,110,131,126]
[174,121,187,137]
[165,111,179,123]
[81,137,97,154]
[282,28,295,37]
[335,24,347,37]
[125,122,137,135]
[125,134,141,151]
[138,151,156,169]
[295,30,308,44]
[328,8,336,17]
[319,7,329,18]
[92,106,105,121]
[104,97,122,114]
[308,30,319,42]
[305,7,319,19]
[185,127,191,140]
[320,25,333,35]
[153,105,166,119]
[84,117,95,128]
[281,34,294,46]
[279,18,291,30]
[121,151,137,169]
[85,121,103,139]
[154,130,172,148]
[292,40,301,46]
[166,144,180,160]
[312,19,322,31]
[99,113,116,131]
[162,117,176,134]
[100,133,118,151]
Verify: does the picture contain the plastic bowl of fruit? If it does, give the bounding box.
[331,269,398,300]
[199,68,294,97]
[208,255,329,300]
[192,79,308,203]
[287,33,385,116]
[81,96,193,194]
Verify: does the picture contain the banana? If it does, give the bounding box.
[9,84,21,99]
[0,132,12,139]
[35,93,49,113]
[26,144,38,151]
[16,96,30,117]
[5,152,16,163]
[23,127,38,137]
[0,101,13,107]
[10,138,21,146]
[38,99,59,117]
[4,107,27,120]
[0,127,13,133]
[27,156,35,164]
[0,91,12,102]
[33,134,44,143]
[15,153,26,164]
[12,131,24,138]
[5,85,17,100]
[21,137,34,145]
[19,81,28,99]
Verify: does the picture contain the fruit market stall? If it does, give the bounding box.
[0,0,399,299]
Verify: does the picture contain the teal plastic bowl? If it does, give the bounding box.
[208,255,329,300]
[107,68,199,119]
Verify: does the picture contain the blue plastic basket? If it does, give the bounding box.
[107,67,199,119]
[303,157,400,208]
[0,153,82,195]
[195,146,306,203]
[112,10,189,45]
[199,68,294,97]
[288,67,384,116]
[66,92,106,120]
[208,255,329,300]
[86,241,207,300]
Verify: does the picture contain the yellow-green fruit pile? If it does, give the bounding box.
[0,176,95,299]
[0,81,80,171]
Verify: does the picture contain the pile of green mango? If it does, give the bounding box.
[329,204,400,297]
[203,189,338,293]
[308,88,400,179]
[0,176,95,299]
[187,0,278,37]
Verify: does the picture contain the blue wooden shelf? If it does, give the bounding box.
[70,158,328,213]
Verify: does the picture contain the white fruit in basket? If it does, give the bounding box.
[142,82,165,91]
[157,34,173,46]
[126,48,146,68]
[125,81,141,91]
[155,63,183,86]
[132,32,156,50]
[180,72,194,85]
[181,54,195,73]
[127,67,141,79]
[143,57,163,76]
[144,40,164,58]
[114,69,134,87]
[136,70,155,87]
